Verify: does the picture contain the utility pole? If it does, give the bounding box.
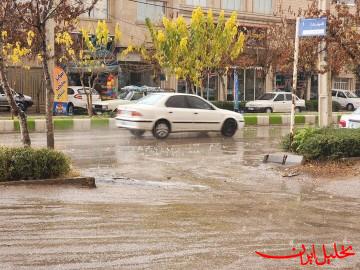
[290,17,300,139]
[318,0,332,127]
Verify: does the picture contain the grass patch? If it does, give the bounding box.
[295,115,305,124]
[91,118,109,129]
[14,119,35,132]
[244,116,257,125]
[269,115,282,125]
[54,119,74,130]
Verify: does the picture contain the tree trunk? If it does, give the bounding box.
[40,29,55,149]
[0,40,31,147]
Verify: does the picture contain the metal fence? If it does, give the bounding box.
[6,67,45,113]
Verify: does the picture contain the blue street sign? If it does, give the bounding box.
[234,70,239,112]
[299,17,327,37]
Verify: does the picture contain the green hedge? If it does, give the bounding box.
[305,100,342,112]
[282,128,360,160]
[0,147,71,181]
[211,101,247,111]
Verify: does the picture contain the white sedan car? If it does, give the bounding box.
[115,93,245,139]
[339,108,360,128]
[245,92,306,113]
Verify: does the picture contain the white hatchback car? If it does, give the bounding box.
[67,86,101,115]
[339,108,360,128]
[115,93,245,139]
[332,89,360,111]
[245,92,305,113]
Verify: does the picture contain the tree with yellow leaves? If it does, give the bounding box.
[146,8,245,97]
[57,21,122,117]
[0,0,33,147]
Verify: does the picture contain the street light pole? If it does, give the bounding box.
[318,0,332,127]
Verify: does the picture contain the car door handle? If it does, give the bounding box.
[168,111,173,114]
[194,112,199,115]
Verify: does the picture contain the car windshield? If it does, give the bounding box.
[136,94,164,105]
[118,90,131,100]
[257,93,276,100]
[345,91,359,98]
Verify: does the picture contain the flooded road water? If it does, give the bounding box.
[0,127,359,270]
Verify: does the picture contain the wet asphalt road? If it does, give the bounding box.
[0,127,360,270]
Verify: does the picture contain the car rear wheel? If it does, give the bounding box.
[295,107,302,113]
[153,120,170,139]
[265,107,273,113]
[67,104,74,116]
[130,129,145,137]
[221,118,238,137]
[347,104,354,111]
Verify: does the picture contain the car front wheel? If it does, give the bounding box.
[347,104,354,111]
[67,104,74,116]
[265,107,273,113]
[130,129,145,137]
[153,120,170,139]
[221,118,238,137]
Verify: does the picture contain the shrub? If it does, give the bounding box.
[0,147,71,181]
[282,128,360,160]
[211,101,247,111]
[305,100,341,112]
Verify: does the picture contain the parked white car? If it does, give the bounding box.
[332,89,360,111]
[245,92,306,113]
[339,108,360,128]
[67,86,101,115]
[115,93,245,139]
[93,90,144,113]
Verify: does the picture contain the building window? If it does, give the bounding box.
[137,0,165,22]
[333,78,351,91]
[253,0,272,14]
[185,0,207,7]
[222,0,244,11]
[80,0,108,19]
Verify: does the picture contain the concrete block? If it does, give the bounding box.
[109,118,117,129]
[305,115,316,125]
[264,153,304,165]
[281,115,291,125]
[73,119,91,131]
[257,115,269,126]
[35,119,46,132]
[0,120,15,132]
[257,127,270,138]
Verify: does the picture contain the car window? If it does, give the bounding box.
[165,95,187,108]
[0,86,4,94]
[132,92,143,101]
[332,91,337,97]
[67,88,75,95]
[274,94,285,101]
[257,93,276,100]
[345,91,358,98]
[186,96,213,110]
[338,92,346,98]
[137,93,164,105]
[285,94,292,101]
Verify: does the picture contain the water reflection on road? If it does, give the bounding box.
[0,127,359,269]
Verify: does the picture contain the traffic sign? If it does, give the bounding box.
[299,18,327,37]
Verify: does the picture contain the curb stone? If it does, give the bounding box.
[0,114,344,133]
[0,177,96,188]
